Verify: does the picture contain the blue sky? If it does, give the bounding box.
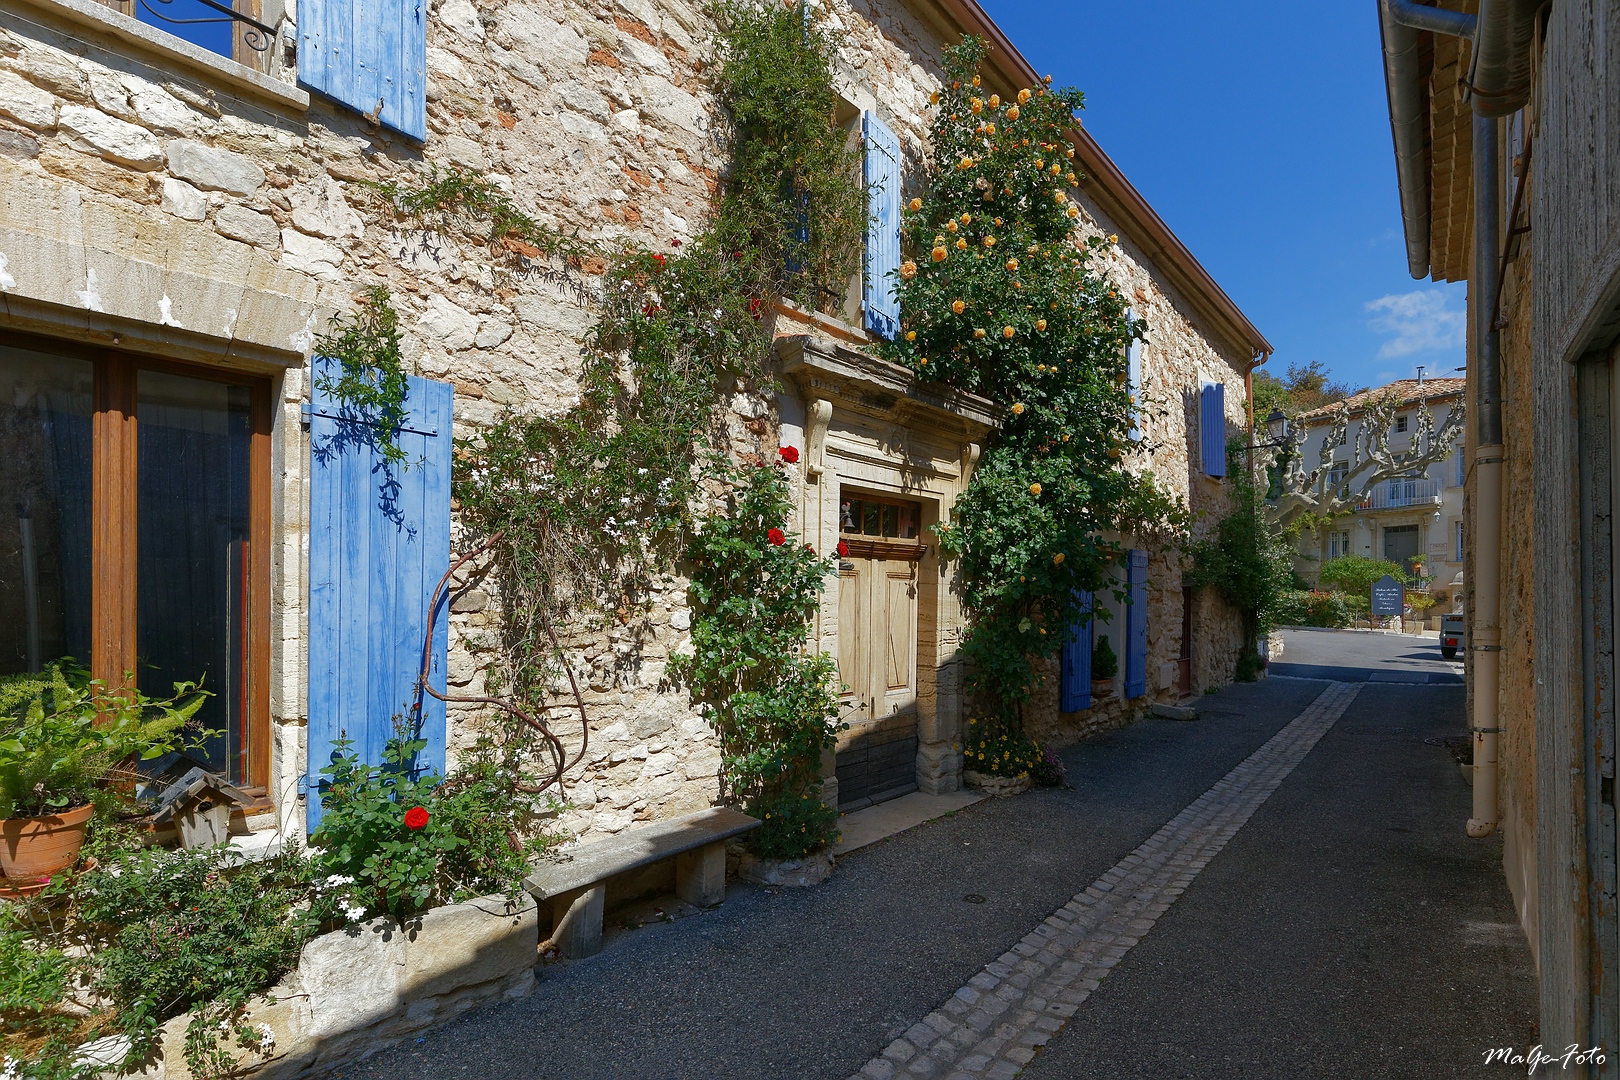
[978,0,1469,392]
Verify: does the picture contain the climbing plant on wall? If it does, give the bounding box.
[336,2,862,845]
[883,36,1185,733]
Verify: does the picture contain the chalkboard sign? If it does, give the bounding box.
[1370,574,1405,616]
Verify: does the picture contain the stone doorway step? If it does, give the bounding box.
[830,790,986,858]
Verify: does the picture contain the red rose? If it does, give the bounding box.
[836,540,849,557]
[767,528,786,546]
[404,806,430,830]
[804,543,815,552]
[779,445,800,464]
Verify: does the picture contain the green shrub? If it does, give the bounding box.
[311,731,550,919]
[0,662,206,819]
[1318,554,1410,596]
[1091,635,1118,681]
[1272,589,1356,629]
[963,718,1046,779]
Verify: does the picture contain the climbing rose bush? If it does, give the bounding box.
[670,456,843,859]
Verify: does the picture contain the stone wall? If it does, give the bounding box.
[0,0,1251,844]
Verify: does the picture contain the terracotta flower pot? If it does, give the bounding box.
[1090,678,1114,698]
[0,803,95,881]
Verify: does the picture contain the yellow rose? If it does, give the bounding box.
[1053,552,1065,565]
[1005,258,1019,272]
[955,238,968,250]
[1065,146,1075,159]
[900,260,918,280]
[1006,105,1020,120]
[1029,482,1042,496]
[960,156,975,169]
[909,197,922,211]
[969,98,983,114]
[1002,325,1015,338]
[1053,190,1066,203]
[988,94,1000,108]
[1011,402,1025,415]
[985,123,995,134]
[1062,433,1070,442]
[984,236,996,248]
[973,328,986,339]
[1108,233,1119,244]
[1018,88,1031,104]
[961,213,972,224]
[930,91,940,104]
[1051,164,1062,176]
[1036,319,1047,331]
[972,75,981,87]
[905,330,916,341]
[1067,206,1080,219]
[932,245,948,262]
[918,356,928,365]
[952,299,965,314]
[947,220,958,233]
[1067,172,1077,184]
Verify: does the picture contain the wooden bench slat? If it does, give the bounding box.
[525,807,760,899]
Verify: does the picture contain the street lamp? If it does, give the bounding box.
[1263,407,1288,446]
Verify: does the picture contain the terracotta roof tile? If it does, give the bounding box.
[1296,377,1466,423]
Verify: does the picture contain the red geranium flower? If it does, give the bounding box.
[643,302,660,317]
[779,445,800,464]
[767,528,786,546]
[804,544,815,552]
[836,540,849,557]
[404,806,430,830]
[670,238,682,247]
[651,253,665,269]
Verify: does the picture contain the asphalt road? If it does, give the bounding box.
[341,632,1532,1080]
[1271,627,1464,684]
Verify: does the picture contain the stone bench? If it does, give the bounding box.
[526,806,760,958]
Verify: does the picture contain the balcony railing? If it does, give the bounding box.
[1360,477,1441,510]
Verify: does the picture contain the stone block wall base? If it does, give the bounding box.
[962,770,1032,797]
[915,739,962,795]
[116,894,538,1080]
[737,849,835,887]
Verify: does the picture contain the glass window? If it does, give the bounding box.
[839,493,923,541]
[1396,415,1409,433]
[0,348,93,676]
[0,340,267,788]
[137,371,254,779]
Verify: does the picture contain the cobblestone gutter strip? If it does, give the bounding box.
[849,681,1362,1080]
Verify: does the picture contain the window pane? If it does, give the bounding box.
[135,0,236,61]
[881,504,899,537]
[863,502,881,536]
[0,347,93,676]
[137,371,252,781]
[898,504,917,539]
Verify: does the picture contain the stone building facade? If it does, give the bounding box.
[1290,377,1467,603]
[0,0,1267,850]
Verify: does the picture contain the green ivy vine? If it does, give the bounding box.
[312,285,412,466]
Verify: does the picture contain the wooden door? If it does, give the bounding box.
[833,492,923,808]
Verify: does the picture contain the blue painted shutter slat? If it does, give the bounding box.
[863,110,902,340]
[300,0,426,142]
[1059,590,1093,712]
[1201,382,1227,478]
[1125,550,1148,699]
[307,356,451,832]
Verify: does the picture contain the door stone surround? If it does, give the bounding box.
[775,334,998,806]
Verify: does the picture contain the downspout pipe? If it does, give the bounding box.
[1467,109,1504,839]
[1468,0,1538,118]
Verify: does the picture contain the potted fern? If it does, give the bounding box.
[1091,635,1118,699]
[0,663,205,881]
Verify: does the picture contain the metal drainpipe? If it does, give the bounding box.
[1468,109,1504,838]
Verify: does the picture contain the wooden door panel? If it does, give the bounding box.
[837,564,868,718]
[885,567,913,691]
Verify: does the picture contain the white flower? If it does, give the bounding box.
[5,1055,21,1080]
[344,903,368,922]
[257,1024,277,1053]
[321,874,355,889]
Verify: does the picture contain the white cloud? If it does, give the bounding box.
[1365,290,1466,358]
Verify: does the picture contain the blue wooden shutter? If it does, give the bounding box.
[1126,310,1143,442]
[299,0,426,142]
[863,110,902,340]
[1059,590,1093,712]
[306,356,452,831]
[1200,381,1227,478]
[1124,549,1148,698]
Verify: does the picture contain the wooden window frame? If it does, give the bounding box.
[15,332,273,789]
